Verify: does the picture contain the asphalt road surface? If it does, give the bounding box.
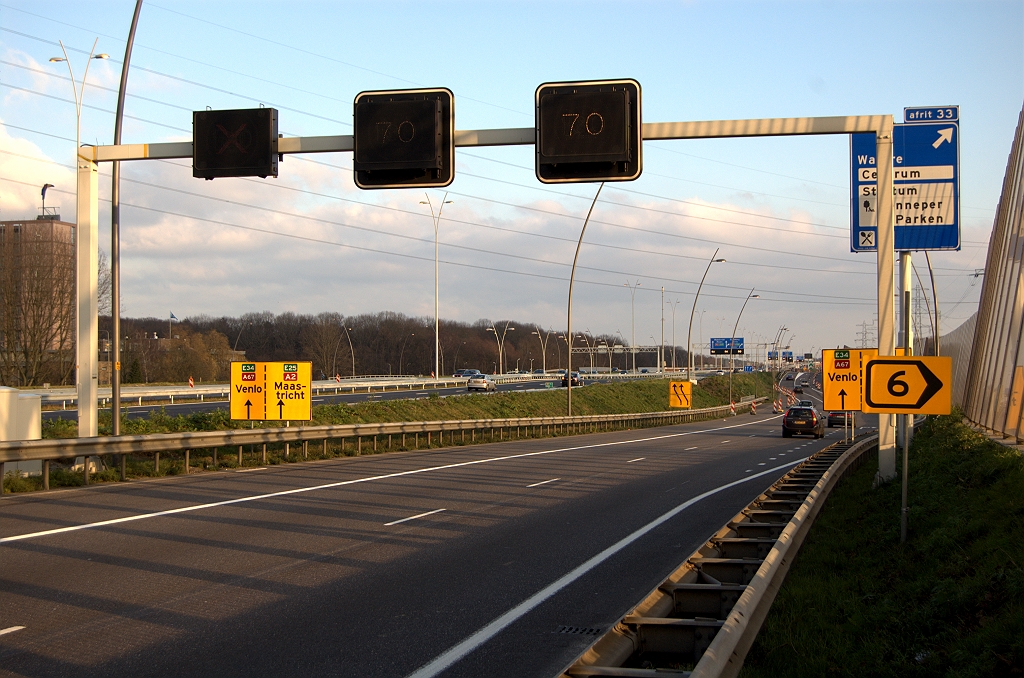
[4,391,870,677]
[42,378,568,422]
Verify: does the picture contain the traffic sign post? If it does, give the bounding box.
[668,380,692,409]
[862,356,952,414]
[230,361,312,421]
[851,106,960,252]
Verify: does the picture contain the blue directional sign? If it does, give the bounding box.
[743,365,753,373]
[768,351,779,360]
[710,337,744,355]
[782,351,794,362]
[850,105,959,252]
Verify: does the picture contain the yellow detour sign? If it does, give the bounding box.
[822,349,876,411]
[230,361,312,421]
[669,381,692,409]
[862,356,952,414]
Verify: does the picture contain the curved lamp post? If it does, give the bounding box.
[624,279,641,372]
[686,250,725,381]
[420,193,452,379]
[728,289,759,407]
[487,322,515,374]
[566,183,604,415]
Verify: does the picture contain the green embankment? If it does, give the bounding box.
[3,374,772,493]
[742,412,1024,677]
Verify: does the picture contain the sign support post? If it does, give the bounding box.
[76,152,99,439]
[876,122,897,481]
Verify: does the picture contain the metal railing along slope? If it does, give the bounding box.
[559,432,879,678]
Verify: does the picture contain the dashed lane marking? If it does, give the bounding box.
[526,478,561,488]
[626,458,645,463]
[385,508,446,526]
[0,626,25,636]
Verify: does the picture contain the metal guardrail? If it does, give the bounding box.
[559,432,878,678]
[0,399,765,468]
[33,371,666,409]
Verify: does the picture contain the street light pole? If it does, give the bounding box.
[110,1,143,457]
[686,250,725,381]
[729,289,759,408]
[420,193,452,379]
[50,39,108,447]
[532,327,553,374]
[487,321,515,374]
[667,298,680,370]
[624,279,640,372]
[660,286,665,373]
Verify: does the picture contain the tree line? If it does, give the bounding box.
[99,311,687,384]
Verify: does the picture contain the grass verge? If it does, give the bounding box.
[741,411,1024,677]
[4,373,774,493]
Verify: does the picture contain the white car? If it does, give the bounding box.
[467,374,497,392]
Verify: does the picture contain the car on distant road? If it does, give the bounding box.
[793,386,803,393]
[782,406,825,438]
[716,370,725,376]
[798,400,814,408]
[454,369,481,378]
[827,411,853,427]
[561,371,583,387]
[533,369,545,375]
[467,374,496,391]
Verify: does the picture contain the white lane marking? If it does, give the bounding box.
[385,508,446,526]
[779,453,786,456]
[0,416,778,545]
[769,457,776,460]
[720,440,730,444]
[0,626,25,636]
[757,462,766,466]
[745,469,752,473]
[404,458,808,678]
[626,458,645,463]
[235,467,267,473]
[526,478,560,488]
[685,446,698,451]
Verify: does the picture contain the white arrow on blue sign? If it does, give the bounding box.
[851,106,960,252]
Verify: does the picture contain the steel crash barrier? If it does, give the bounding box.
[559,432,879,678]
[0,399,766,493]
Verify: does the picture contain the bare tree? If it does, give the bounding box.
[300,312,343,379]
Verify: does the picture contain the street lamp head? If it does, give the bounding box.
[751,294,760,299]
[444,200,453,204]
[714,258,726,263]
[48,57,66,63]
[95,53,109,59]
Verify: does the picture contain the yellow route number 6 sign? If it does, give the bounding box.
[862,356,952,415]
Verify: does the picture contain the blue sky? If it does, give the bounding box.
[1,0,1020,356]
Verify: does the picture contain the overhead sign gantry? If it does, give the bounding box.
[76,89,902,479]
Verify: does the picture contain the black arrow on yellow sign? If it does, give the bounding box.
[865,359,944,410]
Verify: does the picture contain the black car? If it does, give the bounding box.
[561,371,583,387]
[793,386,803,393]
[827,411,853,427]
[782,407,825,438]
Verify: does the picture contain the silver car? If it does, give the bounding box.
[467,374,497,392]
